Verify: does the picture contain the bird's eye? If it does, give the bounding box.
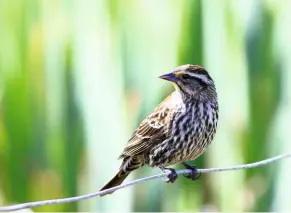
[182,74,191,80]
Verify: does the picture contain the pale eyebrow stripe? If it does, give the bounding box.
[186,72,211,84]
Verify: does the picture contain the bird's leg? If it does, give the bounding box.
[159,166,178,183]
[182,162,200,180]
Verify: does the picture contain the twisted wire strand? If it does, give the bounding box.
[0,153,290,212]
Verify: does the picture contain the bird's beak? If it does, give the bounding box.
[159,72,179,83]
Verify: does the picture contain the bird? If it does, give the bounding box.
[100,64,219,196]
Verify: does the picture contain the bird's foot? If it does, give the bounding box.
[159,166,178,183]
[182,162,200,180]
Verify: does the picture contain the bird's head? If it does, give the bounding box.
[159,64,217,101]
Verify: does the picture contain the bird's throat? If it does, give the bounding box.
[173,83,180,92]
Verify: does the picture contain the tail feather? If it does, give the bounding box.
[100,171,130,196]
[100,156,143,196]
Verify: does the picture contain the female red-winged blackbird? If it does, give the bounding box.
[100,64,219,195]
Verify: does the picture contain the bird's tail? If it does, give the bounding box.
[100,156,143,196]
[100,170,130,196]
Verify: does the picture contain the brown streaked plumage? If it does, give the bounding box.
[100,64,219,196]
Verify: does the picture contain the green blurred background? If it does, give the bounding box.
[0,0,291,211]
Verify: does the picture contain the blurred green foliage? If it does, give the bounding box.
[0,0,290,212]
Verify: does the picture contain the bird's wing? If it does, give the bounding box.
[119,93,178,158]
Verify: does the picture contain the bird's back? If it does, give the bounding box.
[119,91,184,159]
